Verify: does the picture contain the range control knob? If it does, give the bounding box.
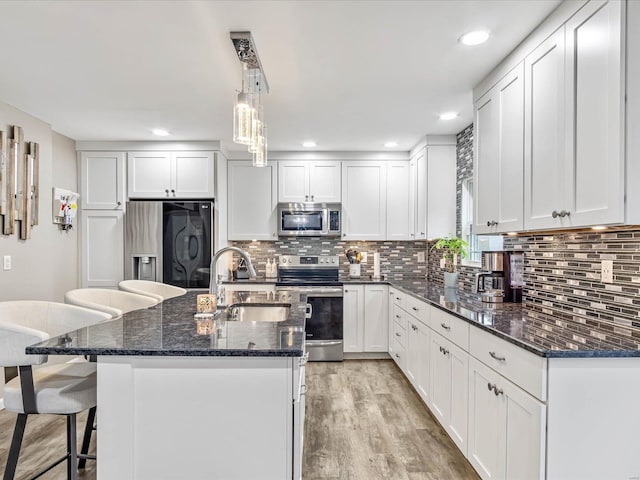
[281,258,287,264]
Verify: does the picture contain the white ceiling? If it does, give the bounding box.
[0,0,561,152]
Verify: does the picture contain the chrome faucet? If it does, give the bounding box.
[209,246,257,298]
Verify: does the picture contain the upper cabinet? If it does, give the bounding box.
[79,151,125,210]
[474,64,524,234]
[474,0,627,233]
[128,151,215,199]
[386,161,413,241]
[278,160,341,203]
[341,162,387,241]
[227,161,277,240]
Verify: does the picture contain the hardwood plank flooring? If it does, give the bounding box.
[302,360,479,480]
[0,360,478,479]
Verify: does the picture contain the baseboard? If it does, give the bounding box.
[343,352,391,360]
[0,398,4,411]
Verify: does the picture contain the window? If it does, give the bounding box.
[461,177,503,267]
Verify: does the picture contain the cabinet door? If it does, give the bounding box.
[81,210,124,287]
[474,64,524,234]
[429,332,468,455]
[427,145,457,239]
[343,285,364,352]
[80,152,125,210]
[278,161,308,203]
[363,284,388,352]
[565,0,624,226]
[341,162,387,240]
[386,161,412,241]
[173,152,215,198]
[524,29,568,230]
[227,161,277,240]
[409,151,422,239]
[309,161,341,203]
[468,358,503,480]
[407,318,430,404]
[128,152,172,198]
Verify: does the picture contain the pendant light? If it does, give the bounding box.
[230,32,270,166]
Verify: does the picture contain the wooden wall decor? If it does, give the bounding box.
[0,125,40,238]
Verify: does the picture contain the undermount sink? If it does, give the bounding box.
[226,304,290,322]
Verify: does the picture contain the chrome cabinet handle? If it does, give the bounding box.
[412,307,419,312]
[395,332,401,337]
[395,314,401,319]
[396,297,401,301]
[560,210,570,217]
[171,189,176,196]
[411,324,418,331]
[486,220,498,227]
[165,189,170,195]
[420,232,425,236]
[494,386,503,396]
[489,351,506,362]
[116,201,122,206]
[311,195,314,201]
[342,233,346,237]
[439,346,449,355]
[395,353,400,359]
[487,382,493,391]
[440,323,451,331]
[552,210,570,218]
[305,195,309,201]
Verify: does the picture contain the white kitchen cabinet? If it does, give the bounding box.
[406,315,430,404]
[386,161,412,241]
[474,63,525,234]
[344,284,388,353]
[468,357,546,480]
[128,151,215,199]
[227,161,277,241]
[343,285,364,352]
[429,331,468,455]
[426,144,457,239]
[341,162,387,240]
[80,210,124,288]
[524,0,624,230]
[278,160,341,203]
[363,284,389,352]
[79,151,125,210]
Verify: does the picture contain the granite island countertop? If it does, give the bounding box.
[342,276,640,358]
[26,290,306,357]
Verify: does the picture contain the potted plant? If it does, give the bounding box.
[431,236,468,288]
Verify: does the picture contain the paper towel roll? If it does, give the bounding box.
[373,252,381,279]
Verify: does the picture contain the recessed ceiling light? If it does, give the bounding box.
[302,141,317,148]
[592,226,607,230]
[459,30,490,46]
[507,232,518,236]
[152,128,170,136]
[384,141,398,148]
[439,112,458,121]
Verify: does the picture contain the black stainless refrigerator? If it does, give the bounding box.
[124,201,213,288]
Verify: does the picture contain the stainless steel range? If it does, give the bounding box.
[276,255,343,361]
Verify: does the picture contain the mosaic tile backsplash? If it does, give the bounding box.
[230,239,429,280]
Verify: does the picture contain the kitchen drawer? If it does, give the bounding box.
[390,289,405,310]
[392,314,407,349]
[405,294,430,324]
[469,326,547,401]
[390,337,407,372]
[430,307,470,351]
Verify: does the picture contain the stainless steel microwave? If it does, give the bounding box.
[277,203,341,237]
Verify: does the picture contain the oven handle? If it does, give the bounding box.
[306,341,342,347]
[276,287,343,297]
[305,303,313,319]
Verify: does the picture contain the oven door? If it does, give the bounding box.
[278,209,327,236]
[277,286,343,361]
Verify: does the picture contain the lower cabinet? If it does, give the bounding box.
[343,284,388,353]
[406,317,430,404]
[468,358,546,480]
[429,331,469,456]
[80,210,124,288]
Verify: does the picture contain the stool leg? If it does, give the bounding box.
[78,406,96,469]
[3,414,28,480]
[66,414,78,480]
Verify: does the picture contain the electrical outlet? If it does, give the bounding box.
[417,251,426,263]
[440,258,446,269]
[361,252,368,263]
[601,260,613,283]
[3,255,11,271]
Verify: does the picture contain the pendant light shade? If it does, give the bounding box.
[233,91,253,145]
[252,124,268,167]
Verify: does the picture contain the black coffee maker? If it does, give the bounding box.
[474,251,523,303]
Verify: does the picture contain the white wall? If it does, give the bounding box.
[0,102,79,302]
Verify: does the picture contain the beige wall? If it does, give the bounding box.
[0,101,79,302]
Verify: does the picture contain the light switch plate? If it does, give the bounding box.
[361,252,368,263]
[601,260,613,283]
[440,258,446,269]
[417,251,426,263]
[3,255,11,271]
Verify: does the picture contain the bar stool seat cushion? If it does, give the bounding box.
[3,362,97,415]
[118,280,186,302]
[64,288,159,318]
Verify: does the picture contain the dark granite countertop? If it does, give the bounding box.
[341,277,640,358]
[26,290,306,358]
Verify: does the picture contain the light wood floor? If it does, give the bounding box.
[302,360,479,480]
[1,360,478,479]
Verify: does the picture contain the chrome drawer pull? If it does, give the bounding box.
[440,323,451,331]
[487,382,493,391]
[489,351,506,362]
[395,353,400,359]
[395,315,401,319]
[412,307,419,312]
[396,297,401,301]
[494,386,503,396]
[395,332,401,337]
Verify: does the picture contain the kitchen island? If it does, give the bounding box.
[27,290,307,480]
